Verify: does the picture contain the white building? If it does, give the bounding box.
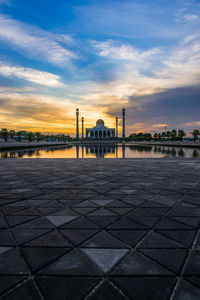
[86,119,115,139]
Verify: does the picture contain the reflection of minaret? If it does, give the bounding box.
[76,145,79,158]
[82,117,84,139]
[116,117,118,138]
[116,143,118,158]
[76,108,79,139]
[122,108,125,139]
[122,143,125,159]
[81,145,84,158]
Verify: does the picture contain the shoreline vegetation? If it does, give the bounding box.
[0,140,200,151]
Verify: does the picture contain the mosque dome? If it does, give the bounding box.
[96,119,105,126]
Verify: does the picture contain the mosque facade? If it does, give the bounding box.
[75,108,125,139]
[86,119,115,139]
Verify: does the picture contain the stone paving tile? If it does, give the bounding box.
[36,277,101,300]
[0,158,200,299]
[111,277,177,300]
[0,279,43,300]
[0,276,27,297]
[81,248,129,273]
[87,280,128,300]
[24,229,72,247]
[21,247,71,273]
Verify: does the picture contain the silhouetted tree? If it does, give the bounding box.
[170,129,177,141]
[35,132,42,142]
[0,128,9,142]
[16,131,22,142]
[191,129,200,141]
[178,130,186,141]
[9,130,15,139]
[27,132,35,142]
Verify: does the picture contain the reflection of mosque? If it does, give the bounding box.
[76,144,126,158]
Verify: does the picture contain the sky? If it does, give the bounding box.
[0,0,200,136]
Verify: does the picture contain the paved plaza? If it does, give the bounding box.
[0,158,200,299]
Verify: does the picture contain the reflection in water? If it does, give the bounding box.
[122,143,125,159]
[85,144,116,158]
[0,144,199,159]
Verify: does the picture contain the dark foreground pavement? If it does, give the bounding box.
[0,158,200,300]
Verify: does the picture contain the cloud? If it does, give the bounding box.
[152,124,168,128]
[90,34,200,108]
[183,14,199,22]
[0,62,65,87]
[93,40,160,61]
[184,121,200,127]
[121,86,200,134]
[0,14,76,66]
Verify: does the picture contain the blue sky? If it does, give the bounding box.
[0,0,200,135]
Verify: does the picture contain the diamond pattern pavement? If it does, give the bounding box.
[0,158,200,299]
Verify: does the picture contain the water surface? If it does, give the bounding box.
[0,144,199,159]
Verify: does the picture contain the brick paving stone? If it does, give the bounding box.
[0,158,200,299]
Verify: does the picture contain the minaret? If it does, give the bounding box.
[122,108,125,139]
[116,117,118,138]
[76,108,79,139]
[82,117,84,139]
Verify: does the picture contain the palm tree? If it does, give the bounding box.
[153,133,158,141]
[166,131,171,140]
[27,132,35,142]
[35,132,42,142]
[178,130,186,141]
[161,132,166,141]
[191,129,200,141]
[170,129,177,141]
[16,131,22,142]
[0,128,9,142]
[9,130,15,140]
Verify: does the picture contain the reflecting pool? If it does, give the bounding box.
[0,144,199,159]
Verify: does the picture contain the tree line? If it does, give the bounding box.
[129,129,200,141]
[0,128,72,143]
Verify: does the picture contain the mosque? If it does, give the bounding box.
[75,108,126,139]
